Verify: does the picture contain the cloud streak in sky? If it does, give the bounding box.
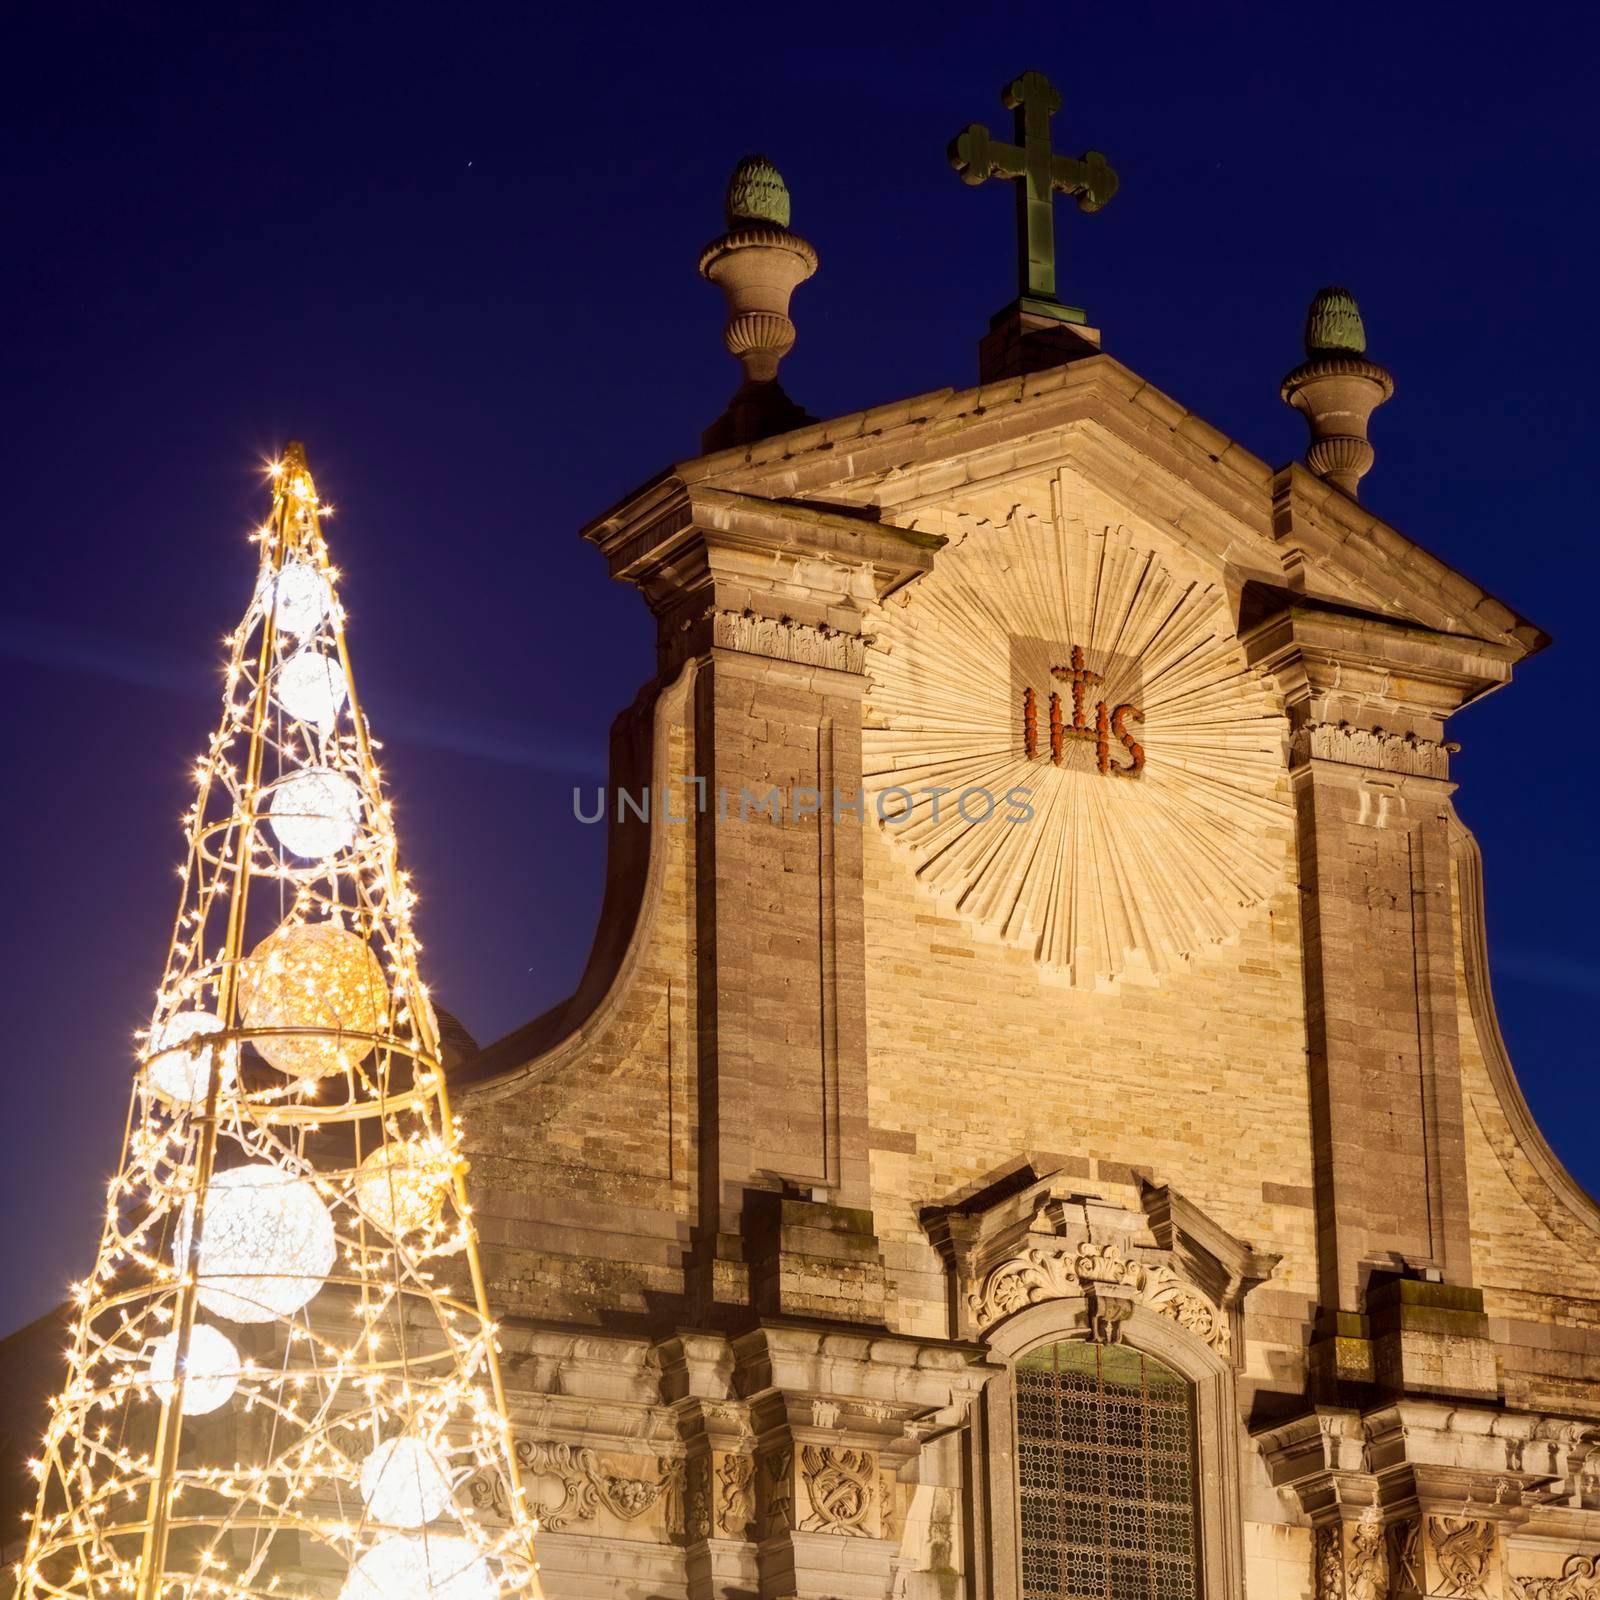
[0,614,605,777]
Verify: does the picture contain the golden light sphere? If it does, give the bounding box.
[354,1140,451,1238]
[239,920,388,1078]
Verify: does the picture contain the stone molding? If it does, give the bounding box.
[968,1239,1231,1355]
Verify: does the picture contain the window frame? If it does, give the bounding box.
[972,1298,1244,1600]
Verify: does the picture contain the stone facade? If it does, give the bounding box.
[434,343,1600,1600]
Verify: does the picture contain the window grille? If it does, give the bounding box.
[1015,1340,1199,1600]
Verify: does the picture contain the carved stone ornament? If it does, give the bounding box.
[1317,1524,1347,1600]
[686,1456,713,1541]
[764,1447,794,1537]
[1510,1557,1600,1600]
[711,607,866,673]
[799,1444,877,1536]
[465,1438,673,1531]
[1428,1517,1497,1600]
[968,1240,1232,1354]
[864,490,1289,986]
[715,1453,756,1538]
[1290,720,1455,778]
[1390,1517,1423,1598]
[1349,1508,1392,1600]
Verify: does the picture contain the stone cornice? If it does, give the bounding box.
[1253,1401,1600,1519]
[1241,601,1521,751]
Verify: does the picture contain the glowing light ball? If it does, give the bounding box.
[146,1322,242,1416]
[267,767,362,859]
[340,1535,497,1600]
[354,1142,451,1238]
[239,921,387,1078]
[191,1163,336,1323]
[277,649,349,732]
[263,560,332,638]
[359,1436,456,1528]
[146,1010,235,1106]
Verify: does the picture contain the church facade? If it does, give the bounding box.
[446,85,1600,1600]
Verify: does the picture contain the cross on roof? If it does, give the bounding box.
[949,71,1118,325]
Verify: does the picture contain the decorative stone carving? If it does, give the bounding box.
[1349,1508,1391,1600]
[1390,1517,1423,1597]
[1428,1516,1497,1600]
[1510,1557,1600,1600]
[811,1398,842,1428]
[864,496,1289,985]
[686,1455,713,1541]
[799,1444,878,1536]
[715,1452,756,1538]
[1281,286,1394,500]
[1291,721,1455,778]
[764,1447,794,1537]
[1317,1524,1347,1600]
[968,1239,1232,1355]
[465,1439,673,1531]
[661,1456,687,1539]
[711,608,866,673]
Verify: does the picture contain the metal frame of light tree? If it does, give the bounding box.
[18,443,540,1600]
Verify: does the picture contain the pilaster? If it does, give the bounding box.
[1242,595,1519,1382]
[585,482,939,1325]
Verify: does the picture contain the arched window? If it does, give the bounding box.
[1014,1340,1199,1600]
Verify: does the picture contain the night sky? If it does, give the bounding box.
[5,4,1598,1333]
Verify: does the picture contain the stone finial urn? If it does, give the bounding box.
[1280,287,1395,500]
[698,155,818,450]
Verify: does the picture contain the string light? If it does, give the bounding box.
[19,442,539,1600]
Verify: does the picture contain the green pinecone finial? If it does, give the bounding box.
[1304,286,1367,356]
[725,154,791,229]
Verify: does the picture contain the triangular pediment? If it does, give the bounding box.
[655,353,1544,657]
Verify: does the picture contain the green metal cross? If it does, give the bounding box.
[949,71,1118,323]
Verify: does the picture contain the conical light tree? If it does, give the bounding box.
[18,444,541,1600]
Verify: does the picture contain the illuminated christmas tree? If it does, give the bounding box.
[18,444,540,1600]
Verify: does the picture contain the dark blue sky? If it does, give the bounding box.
[4,3,1597,1331]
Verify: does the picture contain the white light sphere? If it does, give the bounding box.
[146,1010,235,1106]
[190,1163,336,1323]
[264,560,332,638]
[146,1322,242,1416]
[277,649,349,732]
[238,920,388,1078]
[267,767,363,859]
[359,1436,456,1528]
[340,1535,497,1600]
